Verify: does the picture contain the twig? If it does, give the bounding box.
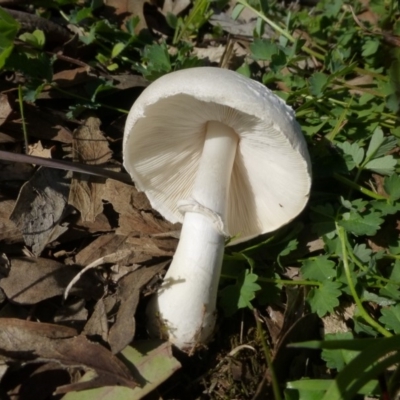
[64,250,132,300]
[18,85,28,153]
[0,150,133,184]
[4,8,71,43]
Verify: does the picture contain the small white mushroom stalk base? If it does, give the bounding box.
[147,121,238,351]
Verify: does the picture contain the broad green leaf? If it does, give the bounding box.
[370,200,400,216]
[309,72,329,97]
[369,0,389,18]
[347,198,368,211]
[310,204,336,238]
[339,211,383,236]
[107,62,119,71]
[236,270,261,308]
[388,243,400,256]
[340,197,353,210]
[384,174,400,201]
[69,6,93,24]
[366,127,384,159]
[301,256,336,282]
[270,50,287,72]
[379,304,400,333]
[278,238,298,258]
[80,30,96,45]
[141,43,171,79]
[384,265,400,302]
[125,16,140,34]
[362,39,380,57]
[362,290,395,307]
[320,0,344,17]
[250,38,278,60]
[379,283,400,302]
[111,42,125,59]
[307,281,342,317]
[0,7,20,70]
[321,332,359,371]
[0,5,19,47]
[219,270,261,316]
[364,155,397,175]
[236,63,251,77]
[324,236,342,257]
[19,29,45,49]
[0,45,13,70]
[373,135,396,159]
[352,243,372,263]
[353,315,379,337]
[336,141,364,169]
[389,260,400,281]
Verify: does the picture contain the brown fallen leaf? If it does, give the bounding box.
[111,73,148,90]
[108,261,169,354]
[162,0,190,15]
[103,179,176,236]
[73,233,135,266]
[0,318,78,340]
[64,249,133,299]
[76,210,113,233]
[272,313,320,382]
[0,129,22,143]
[10,167,72,256]
[54,298,89,329]
[0,257,103,304]
[0,157,33,181]
[127,235,177,256]
[25,106,74,143]
[103,0,156,33]
[52,66,92,88]
[264,305,285,347]
[0,197,23,243]
[73,233,176,268]
[7,361,71,400]
[83,297,111,342]
[209,11,274,38]
[68,116,112,223]
[28,141,53,159]
[0,93,13,127]
[41,69,147,100]
[0,318,137,391]
[61,340,181,398]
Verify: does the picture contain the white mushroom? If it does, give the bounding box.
[123,67,311,351]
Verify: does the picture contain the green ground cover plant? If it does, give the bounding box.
[0,0,399,398]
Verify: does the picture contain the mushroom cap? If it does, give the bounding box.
[123,67,311,244]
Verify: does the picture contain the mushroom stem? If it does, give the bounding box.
[147,121,238,351]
